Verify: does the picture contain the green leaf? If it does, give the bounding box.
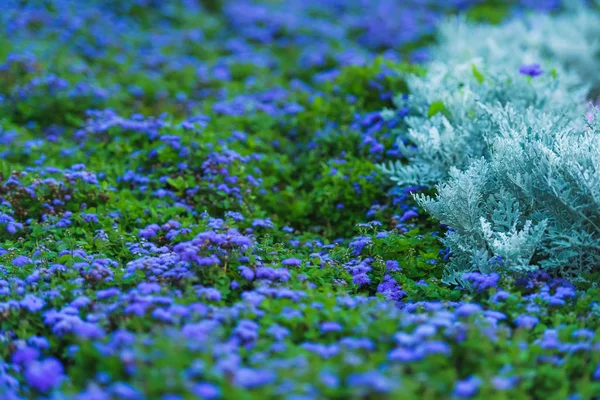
[166,177,186,190]
[472,64,484,83]
[428,101,447,118]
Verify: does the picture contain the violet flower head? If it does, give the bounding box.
[281,257,302,267]
[320,321,343,333]
[12,255,32,267]
[519,63,543,77]
[233,368,276,388]
[453,376,481,398]
[20,294,45,312]
[515,314,539,330]
[24,357,64,392]
[192,382,221,399]
[492,376,516,390]
[12,346,40,365]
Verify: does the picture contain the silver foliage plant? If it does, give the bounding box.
[379,61,587,187]
[436,2,600,94]
[381,1,599,187]
[379,2,600,284]
[416,107,600,285]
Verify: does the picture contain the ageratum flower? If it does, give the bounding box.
[281,257,302,267]
[19,294,45,312]
[11,346,40,365]
[192,383,220,399]
[492,376,517,390]
[233,368,276,389]
[519,63,544,77]
[388,347,420,362]
[453,377,481,398]
[376,275,405,302]
[455,303,483,317]
[514,315,539,329]
[320,322,343,333]
[347,371,397,393]
[24,358,64,392]
[12,255,32,267]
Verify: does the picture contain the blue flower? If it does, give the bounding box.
[453,376,481,398]
[492,376,516,390]
[515,314,539,330]
[192,383,221,399]
[24,358,64,392]
[233,368,276,389]
[282,258,302,267]
[519,64,543,77]
[320,321,343,333]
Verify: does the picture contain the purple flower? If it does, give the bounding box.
[12,346,40,365]
[519,64,543,77]
[399,209,418,222]
[572,329,594,339]
[20,295,45,312]
[197,288,222,302]
[139,224,160,239]
[96,288,121,299]
[138,282,161,295]
[73,322,105,339]
[377,275,405,302]
[239,266,255,281]
[347,371,397,393]
[549,297,566,306]
[12,255,32,267]
[352,273,370,286]
[24,358,64,392]
[455,303,482,317]
[162,395,183,400]
[302,343,340,358]
[320,372,339,388]
[281,257,302,267]
[594,363,600,380]
[492,376,516,390]
[485,310,506,321]
[538,329,560,349]
[491,290,510,303]
[192,383,220,399]
[234,320,259,341]
[463,272,499,291]
[320,322,343,333]
[233,368,276,388]
[416,341,451,356]
[388,347,419,362]
[28,336,50,349]
[252,218,273,228]
[515,314,538,330]
[111,382,143,399]
[454,376,481,398]
[413,324,436,338]
[385,260,401,272]
[339,337,374,351]
[349,236,371,255]
[267,324,289,341]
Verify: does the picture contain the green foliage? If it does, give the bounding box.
[472,64,484,83]
[332,58,425,110]
[427,100,448,118]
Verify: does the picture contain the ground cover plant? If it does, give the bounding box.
[2,1,600,399]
